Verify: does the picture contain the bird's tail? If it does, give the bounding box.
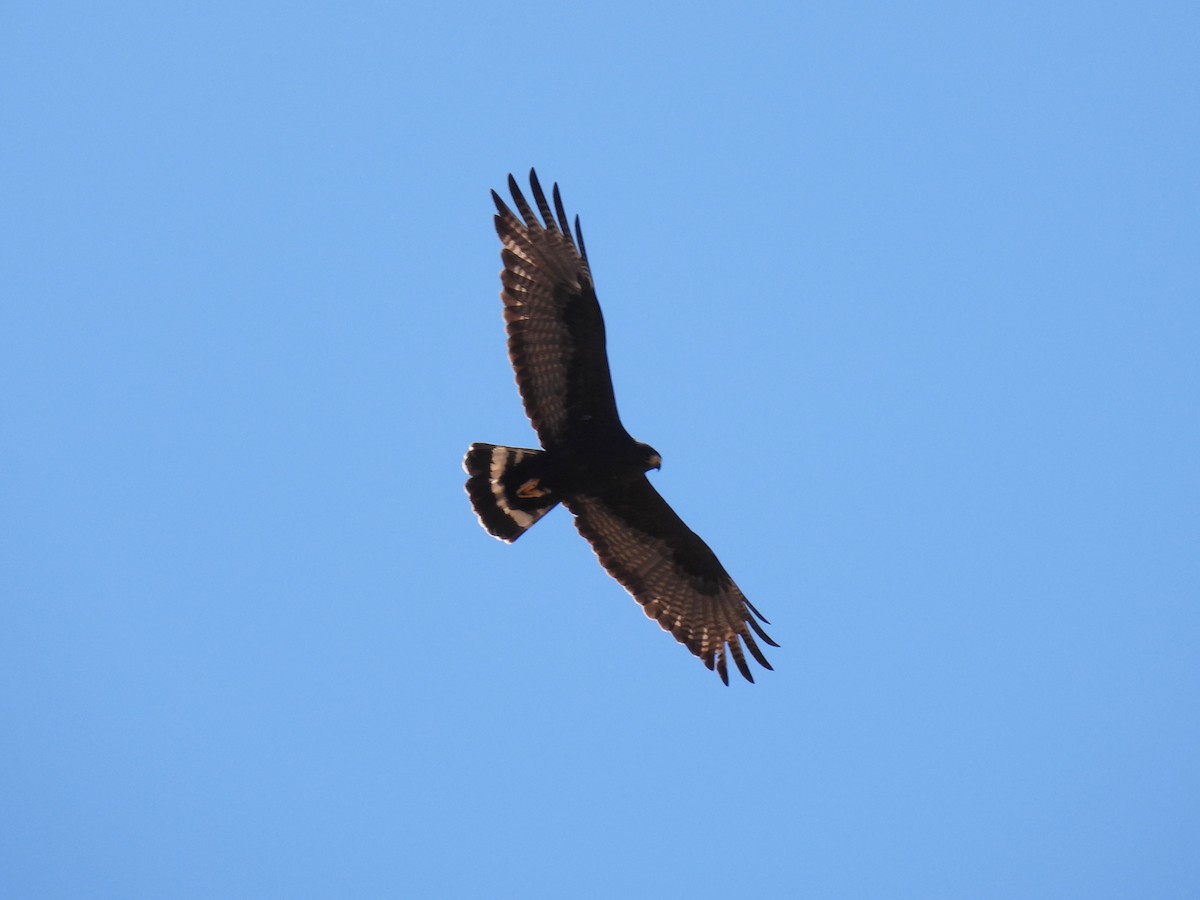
[463,443,560,542]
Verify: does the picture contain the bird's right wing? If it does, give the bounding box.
[492,170,624,449]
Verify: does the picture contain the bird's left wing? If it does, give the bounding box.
[564,479,777,684]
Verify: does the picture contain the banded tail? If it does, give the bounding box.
[463,443,560,542]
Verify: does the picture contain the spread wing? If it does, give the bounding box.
[564,480,778,684]
[492,170,624,449]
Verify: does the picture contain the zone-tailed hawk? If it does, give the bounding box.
[464,170,777,684]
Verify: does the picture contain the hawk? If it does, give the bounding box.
[464,170,777,684]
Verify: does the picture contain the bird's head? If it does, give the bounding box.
[638,442,662,472]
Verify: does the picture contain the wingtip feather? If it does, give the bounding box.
[730,635,755,683]
[574,214,587,260]
[745,611,780,648]
[552,183,574,245]
[742,630,773,670]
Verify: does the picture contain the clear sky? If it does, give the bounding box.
[2,3,1197,897]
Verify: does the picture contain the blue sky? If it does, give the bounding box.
[2,2,1197,897]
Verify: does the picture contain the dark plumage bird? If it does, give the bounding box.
[464,170,777,684]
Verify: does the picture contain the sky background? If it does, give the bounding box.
[2,2,1198,897]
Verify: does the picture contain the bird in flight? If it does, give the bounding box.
[464,170,776,683]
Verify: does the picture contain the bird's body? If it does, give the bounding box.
[464,171,776,683]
